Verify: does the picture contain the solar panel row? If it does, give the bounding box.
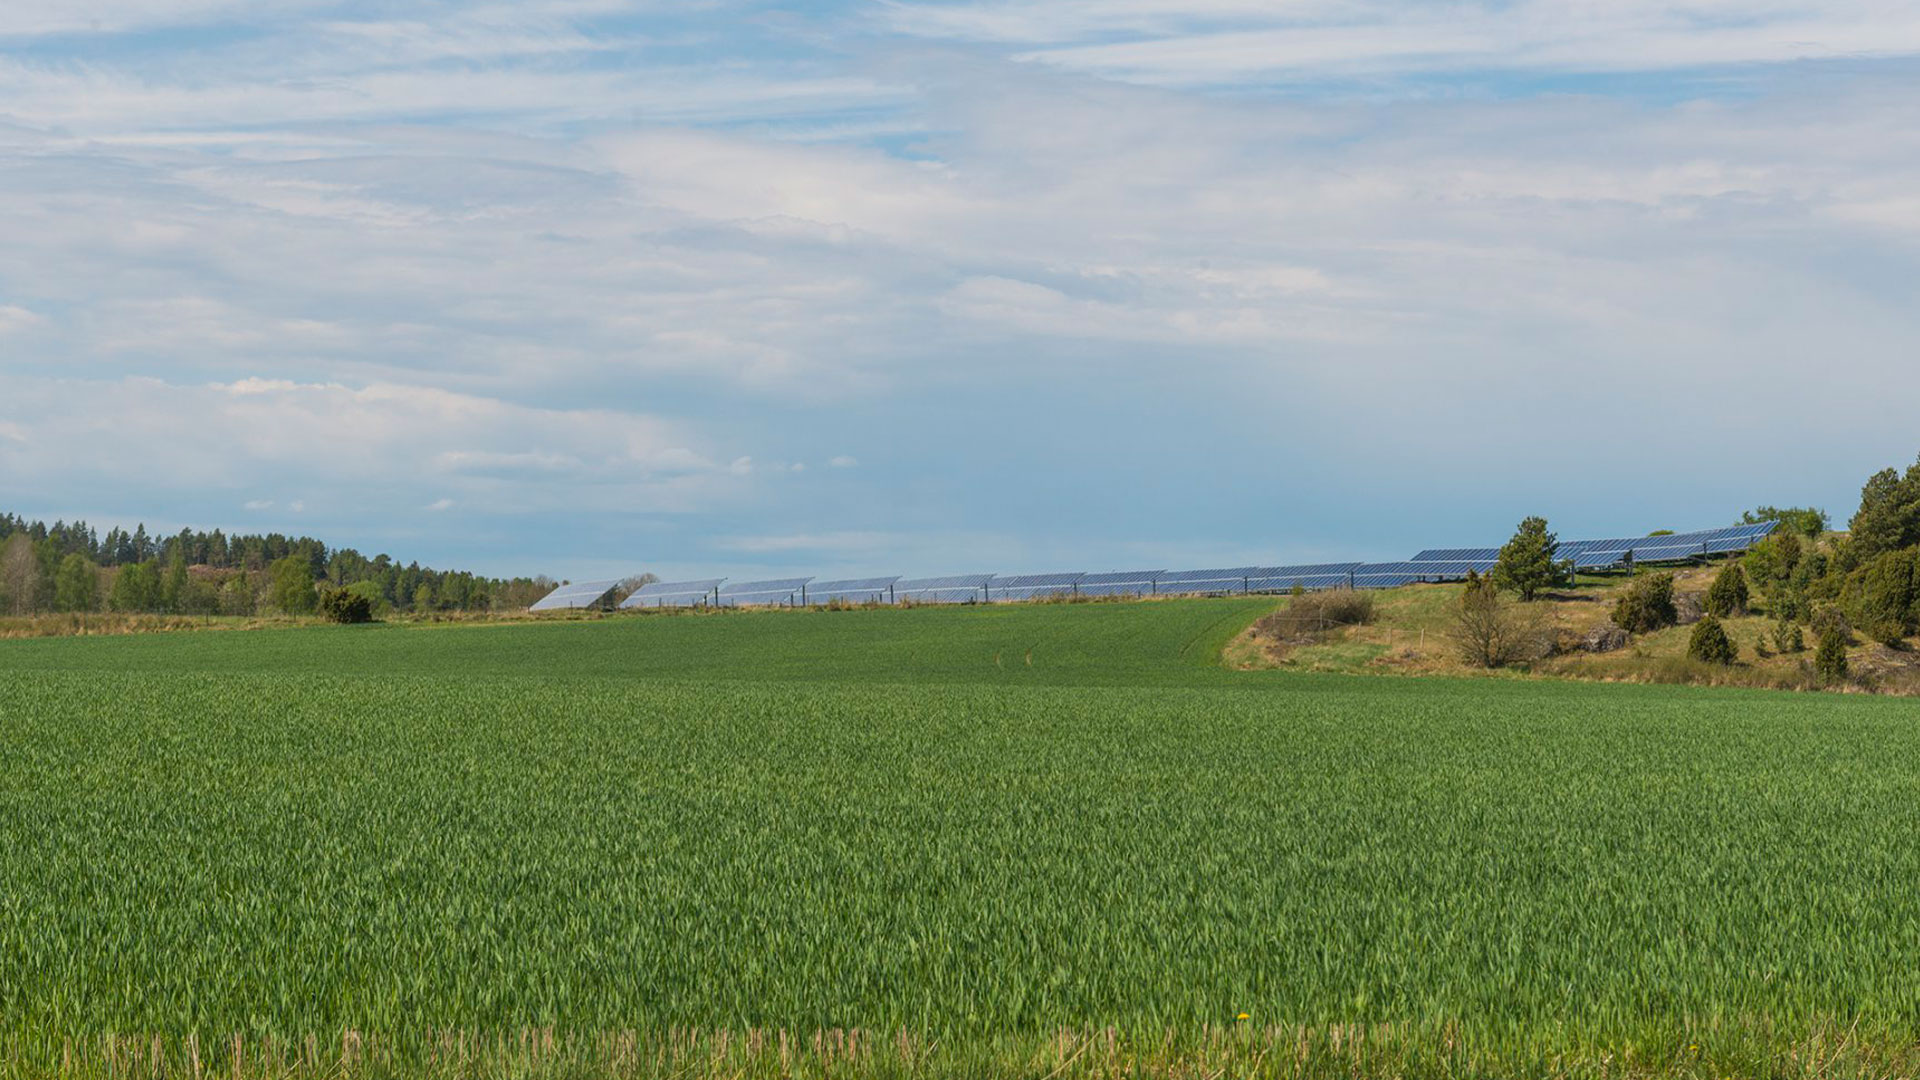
[528,523,1782,611]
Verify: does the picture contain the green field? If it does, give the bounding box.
[3,600,1919,1078]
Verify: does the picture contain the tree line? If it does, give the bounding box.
[0,512,556,618]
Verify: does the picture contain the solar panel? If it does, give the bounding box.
[808,576,901,605]
[985,572,1086,602]
[896,573,993,604]
[1410,547,1502,562]
[714,577,813,608]
[1153,567,1260,595]
[528,579,622,612]
[1079,570,1165,585]
[1074,582,1158,598]
[1245,563,1367,592]
[619,578,724,609]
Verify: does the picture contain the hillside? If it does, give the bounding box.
[1228,560,1920,695]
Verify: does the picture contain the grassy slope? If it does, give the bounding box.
[3,601,1919,1078]
[1234,564,1920,693]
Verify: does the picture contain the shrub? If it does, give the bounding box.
[1772,617,1804,654]
[1815,626,1850,685]
[1258,589,1375,641]
[1493,517,1560,601]
[318,587,374,625]
[1450,573,1552,668]
[1705,563,1750,618]
[1611,573,1677,634]
[1687,615,1737,665]
[1843,548,1918,647]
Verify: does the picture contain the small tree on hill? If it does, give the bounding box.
[1687,615,1737,665]
[1493,517,1560,602]
[1772,616,1804,654]
[1612,573,1678,634]
[1815,625,1850,685]
[1705,563,1750,618]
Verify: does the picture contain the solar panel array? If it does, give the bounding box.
[714,577,813,608]
[896,573,994,604]
[1074,570,1165,598]
[532,523,1782,611]
[528,579,622,612]
[619,578,724,609]
[808,576,901,605]
[987,572,1086,602]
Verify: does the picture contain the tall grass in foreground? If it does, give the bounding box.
[11,1022,1920,1080]
[3,605,1920,1077]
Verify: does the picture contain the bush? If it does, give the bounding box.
[1842,548,1918,647]
[1611,573,1678,634]
[1256,589,1375,643]
[1686,615,1737,665]
[1772,617,1804,654]
[1815,625,1850,685]
[1705,563,1750,618]
[318,587,374,624]
[1449,572,1552,668]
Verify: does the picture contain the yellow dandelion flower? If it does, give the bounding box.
[1236,1013,1250,1022]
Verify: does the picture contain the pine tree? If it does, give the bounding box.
[1815,626,1850,685]
[1705,563,1750,618]
[1687,615,1738,665]
[1493,516,1559,602]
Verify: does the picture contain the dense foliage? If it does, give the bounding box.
[1743,505,1831,539]
[1,601,1917,1073]
[0,509,552,617]
[1611,572,1678,634]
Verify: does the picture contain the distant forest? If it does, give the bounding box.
[0,512,554,617]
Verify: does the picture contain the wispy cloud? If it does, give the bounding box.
[2,2,1916,577]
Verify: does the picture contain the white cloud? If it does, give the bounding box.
[0,304,42,334]
[829,455,859,468]
[887,1,1920,84]
[424,498,455,512]
[244,499,275,510]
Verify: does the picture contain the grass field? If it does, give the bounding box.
[3,599,1919,1078]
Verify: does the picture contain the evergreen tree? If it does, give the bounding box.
[1493,516,1560,602]
[1849,456,1920,561]
[1843,549,1919,647]
[1687,615,1737,665]
[1815,625,1850,685]
[1705,563,1750,618]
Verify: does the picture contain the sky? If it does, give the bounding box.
[3,1,1919,582]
